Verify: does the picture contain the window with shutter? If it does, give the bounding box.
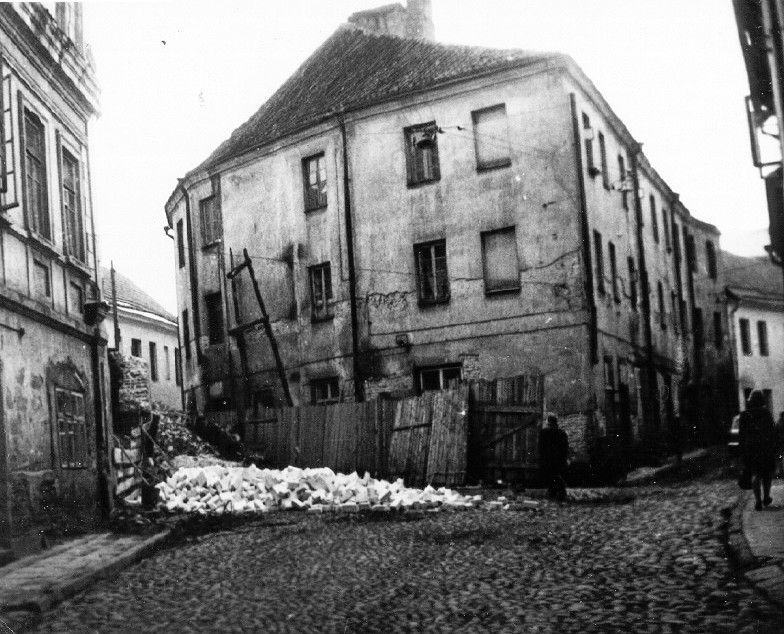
[61,149,85,261]
[472,104,511,170]
[303,153,327,211]
[23,109,50,238]
[481,227,519,293]
[200,195,221,246]
[404,122,440,186]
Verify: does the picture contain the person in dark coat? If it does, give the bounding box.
[739,390,777,510]
[539,413,569,501]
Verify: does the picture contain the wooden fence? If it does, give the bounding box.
[234,375,542,486]
[113,427,143,500]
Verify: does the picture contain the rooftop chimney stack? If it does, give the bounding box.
[347,1,435,42]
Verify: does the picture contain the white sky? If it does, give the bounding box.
[84,0,767,313]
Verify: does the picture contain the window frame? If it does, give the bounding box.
[164,345,171,381]
[177,219,186,268]
[414,239,450,305]
[657,281,666,329]
[311,376,340,405]
[174,347,182,386]
[149,341,159,382]
[302,152,328,212]
[481,226,520,295]
[199,194,222,248]
[739,318,752,356]
[69,281,84,315]
[182,310,191,359]
[33,259,51,298]
[627,257,637,310]
[582,113,595,175]
[649,195,659,243]
[706,240,717,280]
[23,107,51,239]
[618,154,628,210]
[404,121,441,187]
[131,338,142,358]
[608,241,619,302]
[60,147,85,262]
[598,131,610,189]
[54,387,87,469]
[416,364,462,394]
[471,104,511,171]
[309,262,334,321]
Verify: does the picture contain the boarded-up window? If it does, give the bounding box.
[481,227,519,293]
[200,195,221,246]
[303,153,327,211]
[405,122,440,186]
[472,104,510,170]
[33,260,50,297]
[414,239,449,303]
[55,388,87,469]
[69,282,83,314]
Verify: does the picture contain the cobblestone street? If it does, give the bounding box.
[29,470,784,634]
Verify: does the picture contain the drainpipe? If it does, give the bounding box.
[338,113,363,401]
[569,94,598,366]
[630,146,659,434]
[178,181,202,364]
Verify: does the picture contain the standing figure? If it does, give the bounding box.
[539,413,569,501]
[739,391,777,510]
[776,412,784,478]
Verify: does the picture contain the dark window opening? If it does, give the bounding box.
[593,230,605,295]
[205,292,224,345]
[174,347,182,386]
[628,257,637,310]
[609,241,619,302]
[416,364,462,394]
[582,113,594,173]
[740,318,751,356]
[311,377,340,404]
[618,154,628,209]
[713,311,723,349]
[758,320,769,356]
[650,195,659,243]
[662,209,671,251]
[706,240,717,280]
[598,131,609,189]
[182,310,191,359]
[694,308,704,349]
[131,338,142,358]
[177,219,185,268]
[657,281,666,329]
[149,341,158,382]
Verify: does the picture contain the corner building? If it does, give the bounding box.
[166,1,734,468]
[1,3,109,556]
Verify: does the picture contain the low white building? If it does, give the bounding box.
[102,267,182,410]
[725,252,784,417]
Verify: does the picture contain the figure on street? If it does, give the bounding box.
[539,413,569,501]
[739,391,777,510]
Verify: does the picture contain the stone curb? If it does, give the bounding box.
[623,449,709,486]
[725,491,784,612]
[0,530,172,633]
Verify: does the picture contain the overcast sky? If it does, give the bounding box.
[84,0,765,313]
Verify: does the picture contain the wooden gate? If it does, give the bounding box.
[468,375,544,485]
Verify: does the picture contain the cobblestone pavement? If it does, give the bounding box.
[29,473,784,634]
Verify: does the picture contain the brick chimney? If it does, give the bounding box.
[348,1,435,41]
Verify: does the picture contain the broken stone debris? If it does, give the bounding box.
[156,465,539,515]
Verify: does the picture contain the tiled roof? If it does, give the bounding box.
[100,267,176,323]
[723,251,784,300]
[195,24,562,172]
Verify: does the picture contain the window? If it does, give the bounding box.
[472,104,510,170]
[657,281,666,329]
[69,282,83,315]
[593,231,605,295]
[131,338,142,358]
[618,154,628,210]
[61,149,85,261]
[149,342,158,382]
[177,219,185,268]
[582,113,594,172]
[311,377,340,404]
[758,321,769,356]
[713,311,723,349]
[309,262,333,320]
[686,234,697,273]
[662,209,670,251]
[182,310,191,358]
[706,240,717,280]
[205,292,224,345]
[252,388,276,414]
[24,109,50,239]
[414,240,449,304]
[405,122,440,186]
[609,241,619,302]
[649,195,659,243]
[673,223,681,260]
[481,227,519,293]
[598,132,609,189]
[417,364,462,393]
[671,291,678,330]
[694,307,704,349]
[200,195,221,246]
[55,388,87,468]
[303,153,327,211]
[33,260,50,298]
[627,257,637,309]
[164,346,171,381]
[174,347,182,386]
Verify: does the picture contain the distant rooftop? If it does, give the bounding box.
[723,251,784,302]
[101,267,176,323]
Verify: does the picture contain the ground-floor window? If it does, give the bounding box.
[416,364,462,393]
[55,387,87,468]
[311,377,340,404]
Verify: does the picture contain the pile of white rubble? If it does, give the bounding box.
[156,464,490,515]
